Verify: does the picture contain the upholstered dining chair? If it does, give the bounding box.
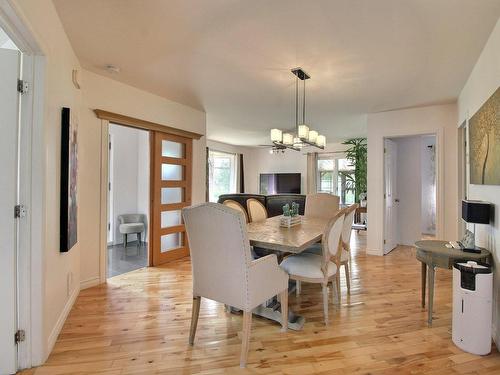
[246,198,268,222]
[182,203,289,367]
[280,210,345,324]
[338,204,358,294]
[222,199,249,223]
[304,193,340,219]
[303,204,358,296]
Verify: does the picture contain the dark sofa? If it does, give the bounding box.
[218,193,306,218]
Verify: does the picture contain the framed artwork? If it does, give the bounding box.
[60,107,78,252]
[469,86,500,185]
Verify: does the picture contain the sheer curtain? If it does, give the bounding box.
[306,152,318,194]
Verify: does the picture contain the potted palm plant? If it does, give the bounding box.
[339,138,367,203]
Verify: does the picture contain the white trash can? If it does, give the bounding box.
[452,260,492,355]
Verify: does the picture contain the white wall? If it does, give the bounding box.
[421,136,436,235]
[109,124,149,244]
[458,19,500,346]
[11,0,206,362]
[367,104,458,255]
[137,130,150,232]
[392,136,422,246]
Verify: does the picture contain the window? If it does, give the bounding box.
[317,157,355,205]
[208,150,237,202]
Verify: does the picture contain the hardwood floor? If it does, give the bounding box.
[23,233,500,374]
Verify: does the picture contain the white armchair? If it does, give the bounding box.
[182,203,289,367]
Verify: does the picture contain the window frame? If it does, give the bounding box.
[208,149,238,202]
[316,154,356,205]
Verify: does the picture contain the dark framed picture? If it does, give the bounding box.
[60,107,78,252]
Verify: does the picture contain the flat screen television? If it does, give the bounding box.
[260,173,301,195]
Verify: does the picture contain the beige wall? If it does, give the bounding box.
[458,19,500,346]
[367,104,459,255]
[12,0,206,362]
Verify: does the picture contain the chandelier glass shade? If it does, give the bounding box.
[270,68,325,151]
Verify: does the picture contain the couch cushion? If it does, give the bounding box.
[280,253,337,279]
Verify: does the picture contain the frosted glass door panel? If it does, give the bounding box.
[161,187,183,204]
[162,164,183,180]
[162,140,184,158]
[161,233,183,253]
[161,210,182,227]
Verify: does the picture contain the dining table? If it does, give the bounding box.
[245,215,329,330]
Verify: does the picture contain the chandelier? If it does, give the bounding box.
[270,68,326,151]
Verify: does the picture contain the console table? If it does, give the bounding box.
[414,240,490,326]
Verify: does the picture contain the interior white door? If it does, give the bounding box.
[384,139,398,254]
[0,48,21,374]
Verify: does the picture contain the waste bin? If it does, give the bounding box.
[452,260,492,355]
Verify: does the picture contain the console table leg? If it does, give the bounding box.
[421,262,426,308]
[427,266,435,326]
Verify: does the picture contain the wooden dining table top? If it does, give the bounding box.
[246,215,329,253]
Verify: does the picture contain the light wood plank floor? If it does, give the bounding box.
[22,233,500,374]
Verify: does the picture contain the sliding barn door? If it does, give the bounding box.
[152,132,192,266]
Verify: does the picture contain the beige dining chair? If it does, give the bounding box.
[303,204,358,296]
[296,193,340,295]
[280,210,345,324]
[182,203,289,367]
[246,198,268,222]
[222,199,249,223]
[339,204,358,295]
[304,193,340,219]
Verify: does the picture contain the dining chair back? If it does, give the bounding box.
[305,193,340,219]
[322,210,345,265]
[342,204,358,250]
[223,199,249,223]
[339,203,358,294]
[182,203,289,367]
[247,198,268,222]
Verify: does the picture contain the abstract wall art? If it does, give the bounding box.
[60,107,78,252]
[469,86,500,185]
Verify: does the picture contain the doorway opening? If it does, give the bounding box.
[107,123,150,278]
[384,134,437,254]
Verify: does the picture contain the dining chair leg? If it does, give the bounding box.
[344,262,351,295]
[322,283,329,325]
[240,311,253,368]
[189,296,201,345]
[296,280,301,296]
[335,273,341,304]
[279,289,288,332]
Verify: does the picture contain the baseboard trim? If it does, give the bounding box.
[80,276,101,290]
[47,286,79,355]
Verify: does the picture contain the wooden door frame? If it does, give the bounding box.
[97,110,202,280]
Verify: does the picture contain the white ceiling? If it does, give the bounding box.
[53,0,500,146]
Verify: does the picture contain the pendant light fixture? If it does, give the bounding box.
[270,68,326,151]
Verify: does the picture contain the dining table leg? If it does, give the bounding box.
[427,265,435,326]
[421,261,426,309]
